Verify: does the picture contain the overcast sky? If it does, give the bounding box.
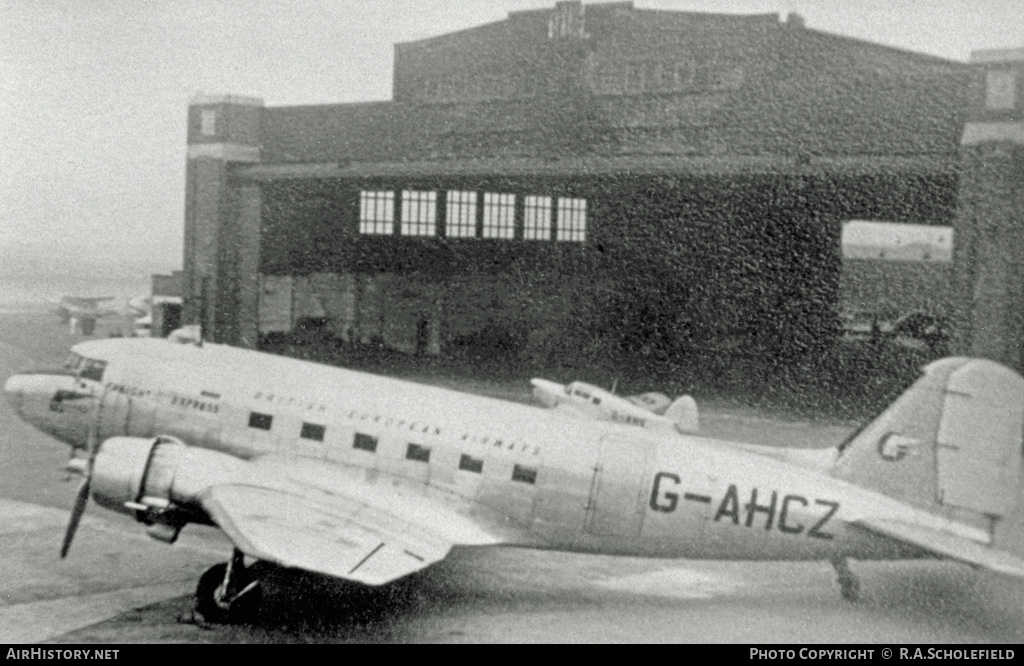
[1,0,1021,282]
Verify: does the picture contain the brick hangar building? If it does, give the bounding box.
[181,1,1023,373]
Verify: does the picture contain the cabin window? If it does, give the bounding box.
[353,432,377,452]
[406,443,431,463]
[459,454,483,473]
[512,464,537,485]
[300,422,325,442]
[248,412,273,430]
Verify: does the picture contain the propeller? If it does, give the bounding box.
[61,473,90,558]
[61,391,100,558]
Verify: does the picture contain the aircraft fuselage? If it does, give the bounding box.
[8,339,972,565]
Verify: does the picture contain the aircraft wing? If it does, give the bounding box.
[852,518,1024,579]
[199,459,506,586]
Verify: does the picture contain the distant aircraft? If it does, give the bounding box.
[5,340,1024,623]
[531,378,700,434]
[50,296,150,336]
[51,297,120,335]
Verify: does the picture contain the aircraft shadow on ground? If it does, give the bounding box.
[855,563,1024,638]
[154,558,1024,643]
[169,556,608,642]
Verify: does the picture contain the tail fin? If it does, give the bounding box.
[666,395,700,434]
[832,357,1024,550]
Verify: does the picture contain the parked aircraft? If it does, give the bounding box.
[531,378,700,434]
[5,338,1024,623]
[51,296,148,336]
[51,297,118,335]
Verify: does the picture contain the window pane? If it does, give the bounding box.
[524,195,552,240]
[459,454,484,473]
[482,193,515,239]
[300,422,325,441]
[248,412,273,430]
[512,464,537,484]
[556,197,587,242]
[446,190,477,238]
[359,191,395,235]
[353,432,377,452]
[406,443,431,462]
[201,109,217,136]
[80,359,107,382]
[401,190,437,236]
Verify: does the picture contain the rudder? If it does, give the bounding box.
[665,395,700,434]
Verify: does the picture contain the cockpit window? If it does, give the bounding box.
[63,353,82,371]
[80,359,106,382]
[64,353,106,381]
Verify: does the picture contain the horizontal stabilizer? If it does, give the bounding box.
[853,517,1024,579]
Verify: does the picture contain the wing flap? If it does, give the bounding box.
[854,518,1024,579]
[201,484,452,585]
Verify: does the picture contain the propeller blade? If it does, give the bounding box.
[86,411,98,456]
[61,475,90,558]
[61,386,102,557]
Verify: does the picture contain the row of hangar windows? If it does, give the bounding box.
[248,410,539,485]
[359,190,587,242]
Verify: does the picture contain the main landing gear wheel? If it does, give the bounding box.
[195,549,262,624]
[831,556,861,602]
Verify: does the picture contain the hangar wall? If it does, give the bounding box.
[953,48,1024,371]
[182,2,972,370]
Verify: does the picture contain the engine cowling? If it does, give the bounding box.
[91,436,248,524]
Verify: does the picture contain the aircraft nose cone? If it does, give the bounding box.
[4,375,24,414]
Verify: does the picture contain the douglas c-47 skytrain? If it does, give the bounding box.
[5,336,1024,622]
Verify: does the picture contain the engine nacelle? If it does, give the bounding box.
[91,436,248,526]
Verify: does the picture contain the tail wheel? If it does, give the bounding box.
[830,556,861,602]
[838,574,861,602]
[195,561,262,624]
